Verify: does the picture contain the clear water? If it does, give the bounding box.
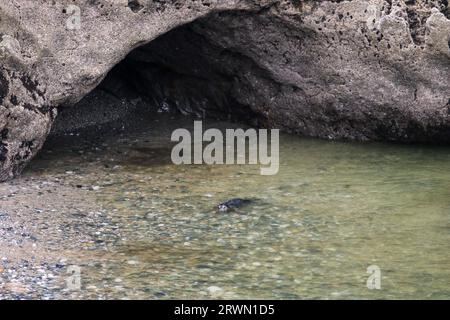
[26,116,450,299]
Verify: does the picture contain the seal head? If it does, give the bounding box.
[217,198,252,212]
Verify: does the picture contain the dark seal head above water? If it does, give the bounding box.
[217,198,252,212]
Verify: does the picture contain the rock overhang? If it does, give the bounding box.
[0,0,449,181]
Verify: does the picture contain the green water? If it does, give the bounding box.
[28,116,450,299]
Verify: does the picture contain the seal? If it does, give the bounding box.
[217,198,252,212]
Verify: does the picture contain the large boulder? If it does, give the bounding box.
[1,0,450,181]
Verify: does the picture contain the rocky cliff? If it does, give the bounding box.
[1,0,450,181]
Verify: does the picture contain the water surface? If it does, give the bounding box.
[26,116,450,299]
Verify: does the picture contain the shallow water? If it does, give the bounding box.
[25,115,450,299]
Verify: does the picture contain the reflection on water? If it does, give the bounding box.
[27,116,450,299]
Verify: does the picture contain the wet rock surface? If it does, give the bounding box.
[0,1,450,180]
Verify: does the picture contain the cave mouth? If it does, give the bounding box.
[48,3,450,147]
[51,14,269,139]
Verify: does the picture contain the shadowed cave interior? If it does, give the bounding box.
[51,14,270,138]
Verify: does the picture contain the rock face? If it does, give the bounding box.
[1,0,450,181]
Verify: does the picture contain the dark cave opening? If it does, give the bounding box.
[51,17,269,138]
[50,2,450,145]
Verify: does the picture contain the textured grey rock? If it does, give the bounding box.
[1,0,450,181]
